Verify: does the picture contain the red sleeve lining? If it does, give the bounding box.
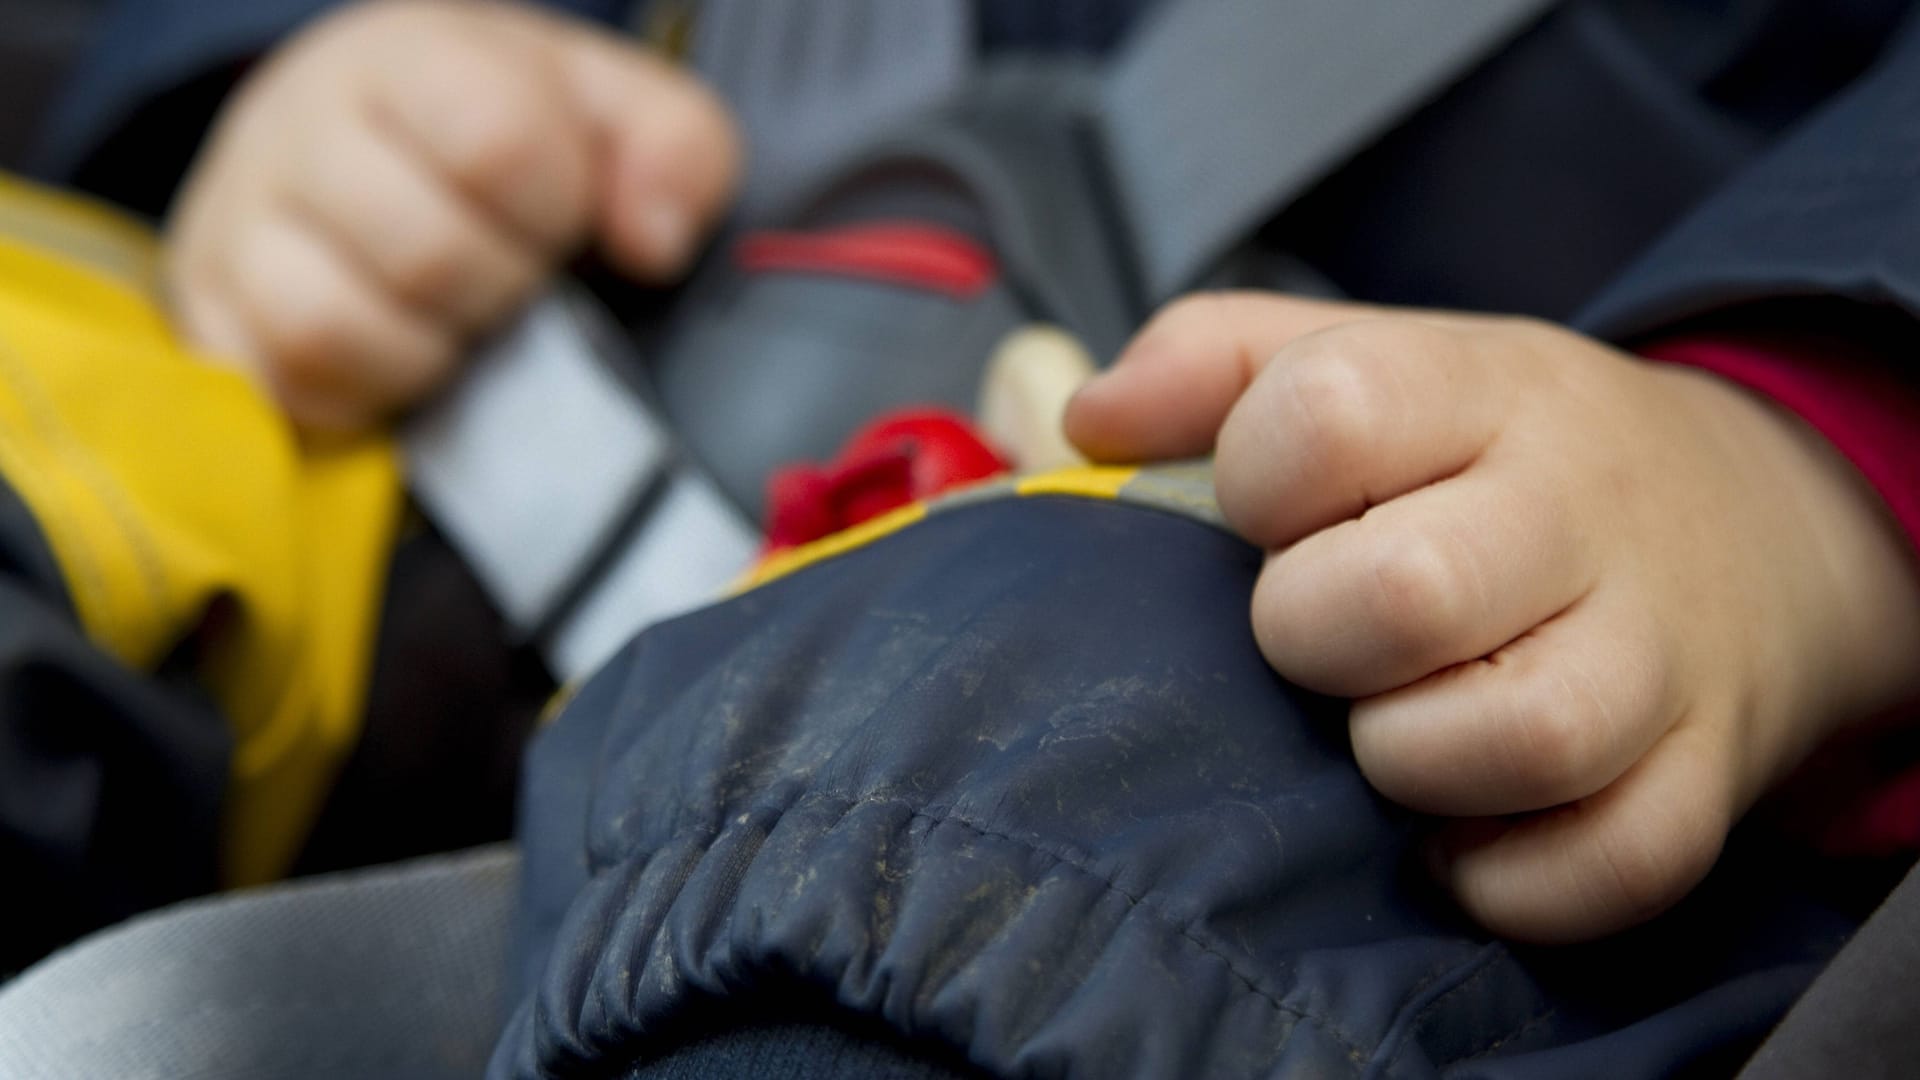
[1639,332,1920,564]
[1640,332,1920,855]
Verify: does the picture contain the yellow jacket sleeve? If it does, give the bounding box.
[0,174,402,886]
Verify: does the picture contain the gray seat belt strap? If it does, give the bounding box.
[405,291,759,682]
[1099,0,1563,303]
[0,845,519,1080]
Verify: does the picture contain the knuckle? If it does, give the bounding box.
[163,253,223,316]
[1271,319,1455,474]
[1589,808,1723,925]
[1488,312,1561,343]
[387,236,471,312]
[1359,531,1468,659]
[282,388,369,435]
[666,79,742,161]
[1249,559,1306,670]
[1500,694,1608,806]
[397,333,461,396]
[443,102,549,190]
[259,297,357,388]
[1490,314,1590,380]
[1271,342,1380,473]
[1504,637,1672,808]
[1346,703,1435,806]
[1152,292,1231,334]
[1132,293,1234,361]
[1213,434,1286,545]
[384,30,563,191]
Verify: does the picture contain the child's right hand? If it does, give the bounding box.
[166,0,741,432]
[1066,292,1920,943]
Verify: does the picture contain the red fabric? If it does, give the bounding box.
[736,222,998,299]
[1640,333,1920,555]
[1641,332,1920,854]
[1833,767,1920,857]
[763,408,1012,552]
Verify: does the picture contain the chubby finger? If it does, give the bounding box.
[220,212,457,431]
[368,25,595,255]
[284,110,542,332]
[168,259,269,382]
[1252,465,1594,697]
[1065,292,1387,462]
[1215,317,1512,550]
[1433,722,1734,943]
[1347,584,1672,815]
[541,15,742,279]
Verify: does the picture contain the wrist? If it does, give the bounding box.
[1648,348,1920,751]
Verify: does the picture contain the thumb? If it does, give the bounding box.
[1065,291,1383,463]
[536,12,743,280]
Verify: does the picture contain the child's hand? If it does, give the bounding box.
[166,0,740,432]
[1066,293,1920,942]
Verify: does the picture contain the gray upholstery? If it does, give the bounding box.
[0,845,517,1080]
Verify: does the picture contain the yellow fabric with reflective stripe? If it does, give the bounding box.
[0,176,401,886]
[0,174,157,294]
[1014,465,1133,500]
[737,466,1146,592]
[735,502,928,591]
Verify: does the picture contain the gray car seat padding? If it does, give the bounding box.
[1099,0,1561,303]
[691,0,974,217]
[0,844,518,1080]
[1738,858,1920,1079]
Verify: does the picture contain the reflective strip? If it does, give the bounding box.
[0,222,401,886]
[0,173,157,294]
[1015,465,1133,501]
[545,469,760,680]
[735,500,929,593]
[404,290,759,683]
[737,459,1228,594]
[406,292,674,637]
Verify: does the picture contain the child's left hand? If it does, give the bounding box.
[1066,292,1920,942]
[164,0,740,433]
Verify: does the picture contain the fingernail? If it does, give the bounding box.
[638,201,694,272]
